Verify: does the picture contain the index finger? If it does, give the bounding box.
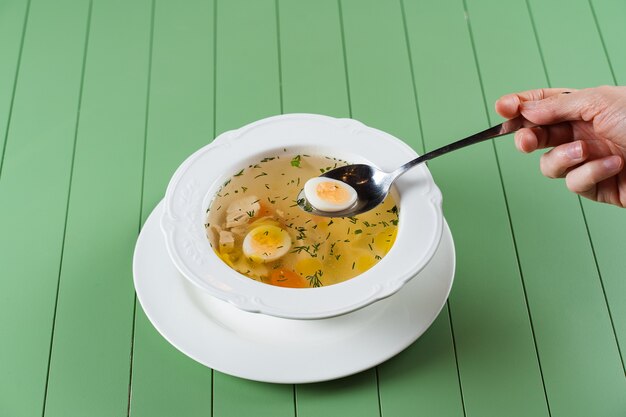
[495,88,577,119]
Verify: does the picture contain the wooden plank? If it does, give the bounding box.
[526,0,626,413]
[400,1,551,416]
[469,0,626,415]
[339,1,465,415]
[0,1,88,416]
[591,0,626,81]
[0,0,90,415]
[129,0,215,415]
[378,313,462,417]
[40,0,152,415]
[277,1,380,415]
[278,0,349,118]
[0,0,29,165]
[213,1,293,415]
[214,0,282,135]
[296,373,380,417]
[585,0,626,368]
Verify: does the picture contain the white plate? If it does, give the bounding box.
[133,201,455,384]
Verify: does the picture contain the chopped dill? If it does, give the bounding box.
[354,229,363,234]
[234,169,244,177]
[254,172,268,179]
[306,270,323,287]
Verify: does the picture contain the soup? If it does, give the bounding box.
[205,152,399,288]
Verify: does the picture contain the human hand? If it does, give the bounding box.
[495,86,626,207]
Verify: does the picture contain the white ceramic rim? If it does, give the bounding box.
[161,114,443,319]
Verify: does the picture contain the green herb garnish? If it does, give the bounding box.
[290,155,302,167]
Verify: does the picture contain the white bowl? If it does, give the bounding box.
[161,114,443,320]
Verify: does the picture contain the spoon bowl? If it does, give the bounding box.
[297,164,393,217]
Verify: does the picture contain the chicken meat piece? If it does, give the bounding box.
[225,195,260,228]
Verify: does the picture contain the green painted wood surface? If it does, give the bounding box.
[42,1,151,415]
[340,1,465,415]
[469,1,626,416]
[212,1,293,416]
[129,0,215,415]
[0,0,28,165]
[0,0,624,416]
[584,0,626,370]
[401,1,549,416]
[278,2,382,414]
[0,0,90,415]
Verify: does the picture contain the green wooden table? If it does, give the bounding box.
[1,0,625,416]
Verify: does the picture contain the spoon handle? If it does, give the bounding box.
[392,116,534,177]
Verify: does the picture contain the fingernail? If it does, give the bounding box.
[603,156,622,171]
[503,95,518,108]
[521,100,538,110]
[567,143,582,160]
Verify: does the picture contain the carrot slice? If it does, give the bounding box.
[267,268,309,288]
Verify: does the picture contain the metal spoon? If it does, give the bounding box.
[297,116,533,217]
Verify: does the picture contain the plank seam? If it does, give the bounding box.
[337,0,352,118]
[211,1,218,414]
[41,2,94,416]
[446,302,467,417]
[212,0,218,142]
[527,0,626,376]
[587,0,618,88]
[576,199,626,373]
[462,1,553,414]
[274,4,297,411]
[585,0,625,374]
[375,366,383,417]
[0,0,32,183]
[292,384,298,417]
[399,0,426,155]
[127,0,157,416]
[275,0,284,115]
[400,3,466,414]
[524,0,551,86]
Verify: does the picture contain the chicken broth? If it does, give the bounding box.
[205,153,399,288]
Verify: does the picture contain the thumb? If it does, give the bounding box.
[520,89,605,125]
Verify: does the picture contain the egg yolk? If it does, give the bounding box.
[316,181,351,204]
[243,225,291,262]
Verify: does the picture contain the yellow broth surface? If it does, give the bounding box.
[206,153,399,288]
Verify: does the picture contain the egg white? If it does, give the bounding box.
[242,225,292,262]
[303,177,358,212]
